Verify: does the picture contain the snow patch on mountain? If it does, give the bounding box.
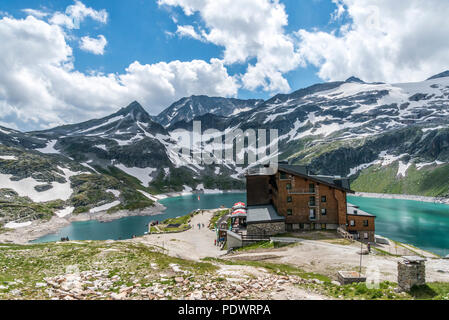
[89,201,121,213]
[397,161,412,178]
[36,140,59,154]
[5,221,32,229]
[349,151,410,177]
[75,115,125,135]
[0,155,17,160]
[0,167,82,202]
[416,160,446,170]
[422,125,449,132]
[95,144,108,151]
[55,206,75,218]
[81,161,98,173]
[230,107,253,116]
[138,190,159,201]
[115,163,156,187]
[106,189,121,198]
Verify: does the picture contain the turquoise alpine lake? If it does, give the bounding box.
[33,193,246,244]
[347,196,449,257]
[33,193,449,256]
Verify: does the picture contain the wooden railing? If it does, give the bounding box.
[241,234,271,241]
[287,189,316,195]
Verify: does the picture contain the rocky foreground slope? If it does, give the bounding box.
[1,239,448,300]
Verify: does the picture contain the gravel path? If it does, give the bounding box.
[226,239,449,283]
[132,209,225,260]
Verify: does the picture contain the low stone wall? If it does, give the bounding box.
[247,222,285,236]
[351,231,375,243]
[337,271,366,285]
[226,231,242,249]
[289,223,339,231]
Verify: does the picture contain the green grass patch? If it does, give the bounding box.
[234,241,275,252]
[209,209,230,230]
[322,281,406,300]
[150,210,199,233]
[352,162,449,197]
[410,283,449,300]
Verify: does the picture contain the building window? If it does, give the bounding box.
[321,224,326,230]
[321,208,327,215]
[287,196,292,203]
[309,209,316,220]
[363,220,369,227]
[286,183,292,190]
[350,220,355,226]
[321,196,327,203]
[280,172,287,179]
[364,233,369,239]
[299,223,304,229]
[287,209,293,216]
[309,196,316,206]
[309,183,315,193]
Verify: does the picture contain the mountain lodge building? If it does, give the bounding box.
[245,163,376,242]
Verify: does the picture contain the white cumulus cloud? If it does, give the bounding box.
[0,13,238,130]
[159,0,302,93]
[22,9,48,18]
[49,0,108,29]
[80,35,108,55]
[297,0,449,83]
[176,25,204,41]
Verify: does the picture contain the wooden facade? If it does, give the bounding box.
[246,165,375,237]
[346,204,376,242]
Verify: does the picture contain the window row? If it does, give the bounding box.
[349,220,370,227]
[286,196,326,204]
[287,208,327,217]
[285,183,318,194]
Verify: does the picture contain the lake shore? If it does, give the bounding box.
[0,189,245,244]
[152,189,245,200]
[0,202,166,245]
[353,192,449,204]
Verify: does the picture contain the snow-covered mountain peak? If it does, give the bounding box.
[427,70,449,81]
[155,95,264,128]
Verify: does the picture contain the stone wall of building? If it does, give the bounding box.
[247,222,285,236]
[351,230,375,243]
[398,260,426,292]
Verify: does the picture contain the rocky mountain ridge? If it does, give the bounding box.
[2,71,449,227]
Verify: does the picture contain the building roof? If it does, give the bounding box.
[278,164,353,193]
[245,166,277,176]
[245,163,353,193]
[403,256,427,263]
[247,205,286,224]
[347,203,376,217]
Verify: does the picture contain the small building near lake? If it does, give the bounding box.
[346,204,376,242]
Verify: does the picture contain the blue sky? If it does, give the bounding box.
[1,0,449,130]
[1,0,340,101]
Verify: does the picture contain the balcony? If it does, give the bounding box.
[288,189,316,195]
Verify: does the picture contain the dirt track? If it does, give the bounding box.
[132,209,225,260]
[226,239,449,282]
